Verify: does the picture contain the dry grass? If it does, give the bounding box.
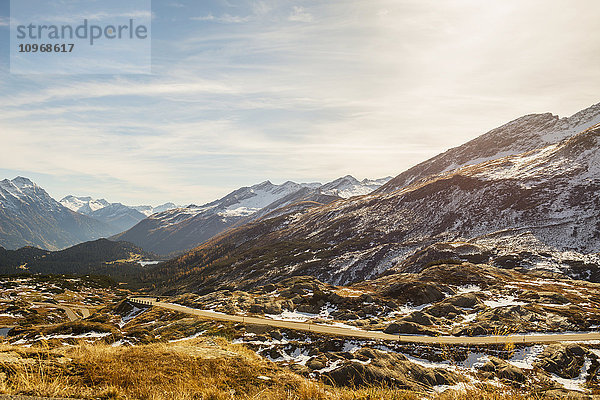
[0,339,547,400]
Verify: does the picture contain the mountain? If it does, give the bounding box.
[60,196,110,214]
[60,196,177,232]
[142,108,600,294]
[320,175,392,198]
[0,238,156,278]
[114,176,390,256]
[0,177,115,251]
[378,103,600,193]
[132,203,178,217]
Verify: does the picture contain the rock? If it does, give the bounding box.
[538,292,570,304]
[328,292,344,304]
[479,356,525,382]
[452,323,491,337]
[296,304,321,314]
[307,359,326,370]
[446,293,481,309]
[335,311,359,321]
[361,304,379,315]
[323,348,461,390]
[425,303,461,318]
[249,304,265,313]
[402,311,434,326]
[261,284,276,293]
[358,294,374,303]
[263,302,282,314]
[269,330,283,340]
[382,282,447,306]
[534,344,589,379]
[384,321,437,335]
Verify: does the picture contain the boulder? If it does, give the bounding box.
[323,348,461,390]
[384,321,437,335]
[446,293,481,309]
[382,282,447,306]
[402,311,434,326]
[479,356,525,382]
[425,303,462,318]
[534,344,589,379]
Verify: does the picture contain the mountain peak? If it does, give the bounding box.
[252,180,274,189]
[12,176,35,186]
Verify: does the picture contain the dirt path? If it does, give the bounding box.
[130,297,600,344]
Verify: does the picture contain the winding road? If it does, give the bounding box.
[130,297,600,345]
[33,302,93,322]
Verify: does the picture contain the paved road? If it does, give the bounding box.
[33,303,88,322]
[130,297,600,345]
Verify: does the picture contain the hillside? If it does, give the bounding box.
[378,102,600,193]
[142,123,600,294]
[0,238,155,277]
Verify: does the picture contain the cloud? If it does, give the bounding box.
[0,17,9,27]
[190,13,251,23]
[288,6,313,22]
[3,0,600,205]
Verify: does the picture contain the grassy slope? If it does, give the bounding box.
[0,338,540,400]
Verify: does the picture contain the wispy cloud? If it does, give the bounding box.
[190,13,251,23]
[2,0,600,205]
[288,6,313,22]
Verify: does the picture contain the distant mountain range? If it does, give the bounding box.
[0,177,115,251]
[60,195,177,233]
[0,175,390,253]
[113,175,392,255]
[141,103,600,294]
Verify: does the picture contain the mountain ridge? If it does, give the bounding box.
[0,177,115,251]
[377,102,600,194]
[113,176,391,255]
[140,107,600,294]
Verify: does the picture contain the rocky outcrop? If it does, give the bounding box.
[324,348,461,390]
[534,344,592,379]
[479,356,525,382]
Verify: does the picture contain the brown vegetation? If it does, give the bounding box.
[0,338,545,400]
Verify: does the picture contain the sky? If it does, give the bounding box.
[1,0,600,206]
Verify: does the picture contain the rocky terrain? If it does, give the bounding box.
[5,265,600,397]
[0,257,600,398]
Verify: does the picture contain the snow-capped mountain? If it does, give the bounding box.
[60,196,177,232]
[113,176,389,255]
[132,203,178,217]
[60,196,110,214]
[320,175,392,198]
[0,178,114,250]
[145,106,600,293]
[378,102,600,193]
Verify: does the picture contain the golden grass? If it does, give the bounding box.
[0,339,547,400]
